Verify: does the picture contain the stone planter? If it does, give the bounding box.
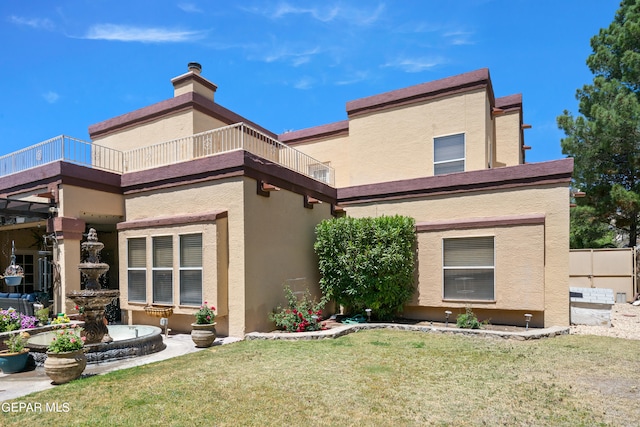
[44,349,87,384]
[190,322,217,348]
[0,349,30,373]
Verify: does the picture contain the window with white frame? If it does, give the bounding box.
[127,238,146,302]
[443,236,494,300]
[180,233,203,305]
[152,236,173,304]
[434,133,465,175]
[309,162,331,183]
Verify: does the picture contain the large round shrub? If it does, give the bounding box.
[314,215,416,319]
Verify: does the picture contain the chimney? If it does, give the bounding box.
[187,62,202,74]
[171,62,217,101]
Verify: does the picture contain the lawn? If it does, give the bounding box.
[2,330,639,426]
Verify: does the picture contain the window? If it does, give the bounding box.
[127,238,146,302]
[152,236,173,304]
[434,134,465,175]
[309,162,331,183]
[180,234,203,305]
[443,236,494,300]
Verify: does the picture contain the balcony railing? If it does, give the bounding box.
[123,123,335,185]
[0,124,334,185]
[0,135,123,175]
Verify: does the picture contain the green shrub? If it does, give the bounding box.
[269,286,327,332]
[314,215,416,320]
[456,307,483,329]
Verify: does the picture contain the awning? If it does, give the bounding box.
[0,197,51,225]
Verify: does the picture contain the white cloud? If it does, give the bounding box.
[244,2,384,26]
[9,15,55,30]
[293,77,314,90]
[84,24,206,43]
[178,3,203,13]
[336,70,370,86]
[383,56,446,73]
[271,3,340,22]
[443,30,475,46]
[262,46,320,66]
[42,91,60,104]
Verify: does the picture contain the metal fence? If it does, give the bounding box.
[0,135,123,175]
[1,124,334,185]
[123,123,335,185]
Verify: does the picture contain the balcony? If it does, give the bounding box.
[0,123,334,186]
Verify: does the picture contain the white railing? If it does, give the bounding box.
[0,124,334,186]
[0,135,123,176]
[123,123,335,185]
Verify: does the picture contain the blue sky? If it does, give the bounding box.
[0,1,621,163]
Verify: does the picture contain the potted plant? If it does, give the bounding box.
[0,333,30,373]
[43,325,87,384]
[191,302,217,347]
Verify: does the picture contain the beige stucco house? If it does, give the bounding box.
[0,64,572,336]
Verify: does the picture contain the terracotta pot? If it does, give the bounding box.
[0,349,30,374]
[190,322,217,348]
[44,349,87,384]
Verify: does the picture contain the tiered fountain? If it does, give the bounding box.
[66,228,119,344]
[27,229,166,364]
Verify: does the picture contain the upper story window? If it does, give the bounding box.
[434,134,465,175]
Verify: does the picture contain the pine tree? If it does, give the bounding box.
[558,0,640,246]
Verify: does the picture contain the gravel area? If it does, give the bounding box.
[571,302,640,340]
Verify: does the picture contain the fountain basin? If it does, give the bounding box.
[27,325,165,365]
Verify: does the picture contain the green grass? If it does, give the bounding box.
[2,330,639,426]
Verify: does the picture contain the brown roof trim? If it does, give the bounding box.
[338,158,574,204]
[171,72,218,93]
[278,120,349,145]
[117,210,227,231]
[416,214,545,232]
[0,162,122,196]
[121,150,337,204]
[495,94,522,110]
[495,94,522,114]
[346,68,494,118]
[88,92,276,140]
[121,150,246,193]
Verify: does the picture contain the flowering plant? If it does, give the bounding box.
[194,302,216,324]
[47,325,85,353]
[52,313,71,324]
[0,308,38,332]
[75,305,85,315]
[269,286,326,332]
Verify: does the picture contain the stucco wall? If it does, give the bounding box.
[494,111,522,167]
[287,134,351,188]
[58,185,124,221]
[345,89,489,186]
[119,177,244,336]
[92,110,195,152]
[343,183,570,326]
[242,176,332,333]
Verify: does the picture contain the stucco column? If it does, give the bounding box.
[48,217,85,315]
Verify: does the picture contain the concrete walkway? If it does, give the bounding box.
[0,334,241,402]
